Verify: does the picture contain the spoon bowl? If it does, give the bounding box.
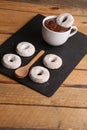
[14,50,45,78]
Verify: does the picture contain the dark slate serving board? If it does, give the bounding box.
[0,14,87,97]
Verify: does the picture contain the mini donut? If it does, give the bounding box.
[43,54,62,69]
[2,53,21,69]
[56,13,74,28]
[29,66,50,84]
[16,41,35,57]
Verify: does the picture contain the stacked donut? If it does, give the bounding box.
[45,13,74,32]
[56,13,74,29]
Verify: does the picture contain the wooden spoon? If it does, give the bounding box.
[14,50,45,78]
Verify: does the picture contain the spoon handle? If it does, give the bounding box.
[25,50,45,69]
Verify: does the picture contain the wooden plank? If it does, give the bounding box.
[0,74,17,84]
[0,9,37,34]
[64,69,87,85]
[0,69,87,108]
[0,34,11,44]
[0,104,87,129]
[0,3,86,34]
[75,55,87,70]
[0,0,87,16]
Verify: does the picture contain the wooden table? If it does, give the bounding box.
[0,0,87,129]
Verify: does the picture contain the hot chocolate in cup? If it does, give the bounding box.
[42,15,78,46]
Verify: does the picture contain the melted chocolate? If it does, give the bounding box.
[45,18,69,32]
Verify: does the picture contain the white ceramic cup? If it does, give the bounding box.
[42,15,78,46]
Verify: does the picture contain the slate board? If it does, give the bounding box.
[0,14,87,97]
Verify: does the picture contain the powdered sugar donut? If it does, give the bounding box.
[56,13,74,28]
[2,53,21,69]
[16,42,35,57]
[29,66,50,83]
[43,54,62,69]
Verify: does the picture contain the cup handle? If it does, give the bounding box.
[69,26,78,38]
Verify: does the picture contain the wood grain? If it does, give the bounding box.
[0,0,87,16]
[0,1,86,34]
[0,34,11,44]
[0,82,87,108]
[0,0,87,129]
[0,104,87,130]
[0,9,36,34]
